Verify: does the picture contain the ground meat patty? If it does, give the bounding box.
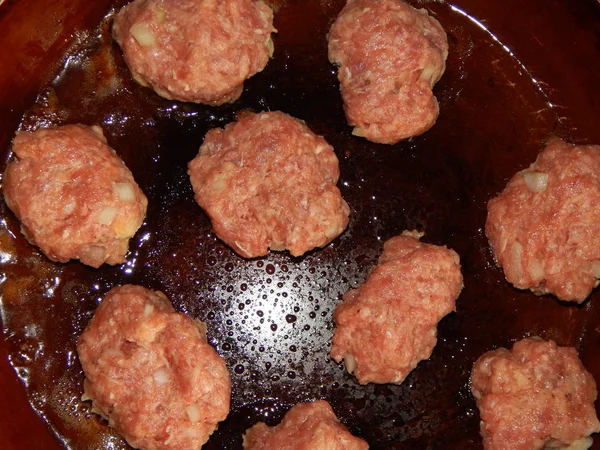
[77,285,231,450]
[243,400,369,450]
[486,138,600,303]
[328,0,448,144]
[471,337,600,450]
[188,111,350,258]
[113,0,275,105]
[2,124,147,268]
[330,231,462,385]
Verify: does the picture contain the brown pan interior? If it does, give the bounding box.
[1,0,600,449]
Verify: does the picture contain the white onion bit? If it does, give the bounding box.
[523,171,549,193]
[210,177,227,193]
[152,366,170,386]
[87,246,106,261]
[131,23,156,47]
[183,427,200,438]
[419,65,436,84]
[358,307,371,318]
[314,144,327,155]
[269,242,286,251]
[352,127,367,137]
[97,206,118,225]
[591,261,600,278]
[155,8,166,23]
[144,304,154,317]
[186,403,203,423]
[193,319,208,337]
[324,224,340,239]
[114,182,135,201]
[529,258,544,282]
[344,354,357,374]
[511,241,523,276]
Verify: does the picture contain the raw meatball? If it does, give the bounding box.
[243,400,368,450]
[328,0,448,144]
[471,337,600,450]
[113,0,275,105]
[188,111,350,258]
[2,124,147,268]
[77,285,231,450]
[330,231,463,385]
[486,138,600,302]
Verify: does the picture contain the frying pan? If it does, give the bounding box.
[1,0,600,448]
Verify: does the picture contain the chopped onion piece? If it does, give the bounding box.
[234,240,251,256]
[529,258,544,281]
[352,127,367,138]
[324,223,340,239]
[114,182,135,201]
[86,246,106,261]
[546,437,592,450]
[210,176,227,193]
[90,125,106,141]
[267,37,274,58]
[144,304,154,316]
[155,8,166,23]
[152,366,170,386]
[358,307,371,318]
[511,241,523,276]
[97,206,117,225]
[186,403,203,423]
[591,261,600,278]
[183,427,200,438]
[314,144,327,155]
[269,242,286,251]
[419,65,437,84]
[523,171,549,193]
[130,23,156,47]
[344,354,357,374]
[193,319,207,337]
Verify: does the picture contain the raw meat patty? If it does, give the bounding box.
[113,0,275,105]
[328,0,448,144]
[77,285,231,450]
[486,138,600,302]
[330,231,462,385]
[243,400,368,450]
[2,124,147,268]
[188,111,350,258]
[471,337,600,450]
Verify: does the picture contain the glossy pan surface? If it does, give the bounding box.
[1,0,600,448]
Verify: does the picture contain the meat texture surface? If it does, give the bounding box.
[113,0,275,105]
[243,400,369,450]
[471,337,600,450]
[328,0,448,144]
[77,285,231,450]
[330,231,463,384]
[188,111,350,258]
[2,124,147,268]
[486,138,600,302]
